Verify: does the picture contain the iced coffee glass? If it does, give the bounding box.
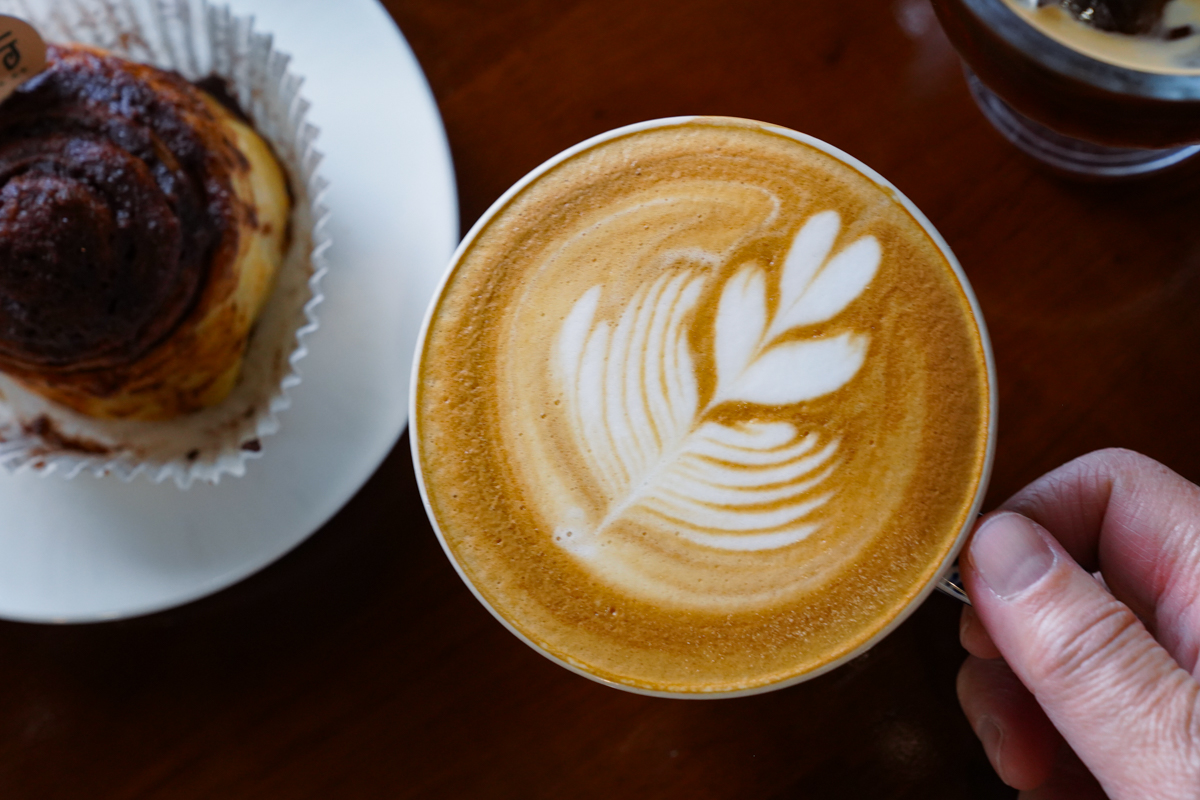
[932,0,1200,177]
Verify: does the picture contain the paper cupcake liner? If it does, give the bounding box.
[0,0,329,488]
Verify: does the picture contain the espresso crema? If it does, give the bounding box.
[415,118,992,694]
[1001,0,1200,74]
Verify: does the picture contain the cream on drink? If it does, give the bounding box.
[414,118,993,694]
[1001,0,1200,73]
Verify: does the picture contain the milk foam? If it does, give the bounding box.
[498,170,924,613]
[416,119,990,692]
[553,211,878,567]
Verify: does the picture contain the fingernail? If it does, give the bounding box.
[969,513,1055,600]
[975,715,1005,781]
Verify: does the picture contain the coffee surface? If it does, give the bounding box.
[416,119,990,693]
[1003,0,1200,74]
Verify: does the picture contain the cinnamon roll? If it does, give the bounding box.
[0,43,290,420]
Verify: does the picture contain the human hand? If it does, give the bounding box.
[957,448,1200,799]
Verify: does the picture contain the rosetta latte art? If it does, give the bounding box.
[419,119,991,690]
[554,210,880,556]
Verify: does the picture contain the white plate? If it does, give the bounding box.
[0,0,458,622]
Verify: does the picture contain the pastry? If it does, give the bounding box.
[0,43,290,420]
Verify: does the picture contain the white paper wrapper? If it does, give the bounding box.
[0,0,329,487]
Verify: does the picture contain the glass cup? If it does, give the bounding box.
[932,0,1200,177]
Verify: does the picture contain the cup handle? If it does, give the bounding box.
[936,563,971,605]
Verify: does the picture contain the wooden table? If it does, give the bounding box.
[5,0,1199,797]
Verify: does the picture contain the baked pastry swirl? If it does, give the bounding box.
[0,43,289,420]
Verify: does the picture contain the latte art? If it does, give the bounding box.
[415,118,993,694]
[553,211,877,578]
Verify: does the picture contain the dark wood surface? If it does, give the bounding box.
[5,0,1200,797]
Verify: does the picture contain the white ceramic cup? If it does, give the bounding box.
[410,117,997,697]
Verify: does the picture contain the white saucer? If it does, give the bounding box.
[0,0,458,623]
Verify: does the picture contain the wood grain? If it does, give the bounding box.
[5,0,1200,797]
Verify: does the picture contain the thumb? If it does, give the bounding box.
[963,512,1200,800]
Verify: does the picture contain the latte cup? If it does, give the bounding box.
[412,117,997,697]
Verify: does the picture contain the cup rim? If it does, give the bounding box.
[409,115,998,699]
[956,0,1200,99]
